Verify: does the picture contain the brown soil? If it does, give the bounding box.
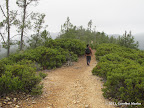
[20,50,116,108]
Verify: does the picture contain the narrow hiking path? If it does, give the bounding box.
[20,50,115,108]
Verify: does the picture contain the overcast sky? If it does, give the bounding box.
[1,0,144,35]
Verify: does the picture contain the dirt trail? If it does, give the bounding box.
[21,50,115,108]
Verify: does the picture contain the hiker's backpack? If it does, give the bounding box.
[85,47,91,54]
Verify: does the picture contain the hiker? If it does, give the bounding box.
[85,44,92,65]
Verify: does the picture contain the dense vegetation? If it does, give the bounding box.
[58,18,142,107]
[1,2,141,106]
[58,17,139,50]
[92,43,144,107]
[0,39,85,96]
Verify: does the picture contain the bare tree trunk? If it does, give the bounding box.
[20,0,27,51]
[6,0,10,56]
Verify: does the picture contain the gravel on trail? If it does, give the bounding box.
[20,50,116,108]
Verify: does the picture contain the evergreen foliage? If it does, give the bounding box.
[58,17,114,46]
[118,31,139,49]
[58,17,139,50]
[92,43,144,107]
[0,39,85,96]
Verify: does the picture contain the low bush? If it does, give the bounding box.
[39,72,47,79]
[30,85,43,95]
[0,39,85,96]
[92,43,144,107]
[0,60,42,95]
[44,39,86,56]
[0,61,5,77]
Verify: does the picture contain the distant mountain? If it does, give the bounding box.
[133,33,144,50]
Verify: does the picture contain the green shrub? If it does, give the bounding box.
[30,85,43,95]
[0,61,5,77]
[44,39,86,56]
[0,60,42,95]
[0,39,85,96]
[39,72,47,79]
[93,43,144,107]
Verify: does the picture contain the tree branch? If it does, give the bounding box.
[27,1,33,5]
[9,10,18,24]
[0,5,6,18]
[24,35,30,40]
[0,33,7,45]
[27,0,39,6]
[10,34,21,39]
[26,12,33,19]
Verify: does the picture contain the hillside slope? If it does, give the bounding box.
[20,50,115,108]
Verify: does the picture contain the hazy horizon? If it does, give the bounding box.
[0,0,144,53]
[0,0,144,35]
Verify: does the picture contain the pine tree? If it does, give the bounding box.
[27,13,50,48]
[16,0,39,50]
[0,0,17,56]
[118,31,139,49]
